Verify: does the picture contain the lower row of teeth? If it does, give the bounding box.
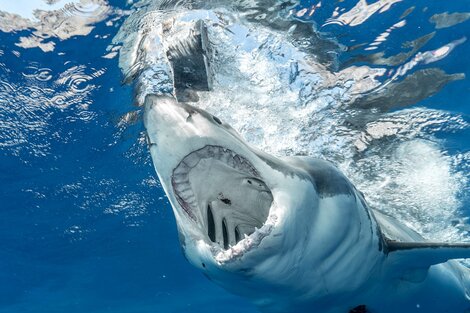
[207,204,256,250]
[214,215,277,263]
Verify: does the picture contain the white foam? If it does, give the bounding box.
[352,139,466,241]
[114,4,469,243]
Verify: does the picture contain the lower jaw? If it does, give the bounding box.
[213,212,278,264]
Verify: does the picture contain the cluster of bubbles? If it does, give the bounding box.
[113,0,469,242]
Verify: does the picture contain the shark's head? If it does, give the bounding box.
[144,94,286,253]
[144,93,274,241]
[144,95,316,289]
[143,95,382,310]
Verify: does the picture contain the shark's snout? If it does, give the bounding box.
[145,95,191,127]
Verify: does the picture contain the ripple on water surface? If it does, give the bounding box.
[0,57,106,157]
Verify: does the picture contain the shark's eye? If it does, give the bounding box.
[213,116,222,125]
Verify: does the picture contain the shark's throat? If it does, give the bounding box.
[171,145,273,250]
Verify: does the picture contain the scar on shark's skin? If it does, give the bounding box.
[218,195,231,205]
[142,16,470,313]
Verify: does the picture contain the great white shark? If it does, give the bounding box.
[144,94,470,313]
[122,4,470,311]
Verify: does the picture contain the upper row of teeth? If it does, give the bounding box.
[173,145,259,184]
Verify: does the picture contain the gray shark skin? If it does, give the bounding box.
[144,95,470,313]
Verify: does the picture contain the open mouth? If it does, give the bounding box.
[171,145,276,262]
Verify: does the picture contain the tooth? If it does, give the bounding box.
[219,151,230,163]
[214,146,222,159]
[177,189,193,200]
[196,149,207,159]
[173,168,184,175]
[250,167,259,177]
[175,182,191,192]
[208,146,218,157]
[189,200,198,208]
[234,155,242,169]
[186,194,196,204]
[172,173,188,183]
[173,163,190,175]
[184,153,200,167]
[227,156,235,167]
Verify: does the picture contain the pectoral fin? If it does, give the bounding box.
[386,240,470,266]
[373,209,470,274]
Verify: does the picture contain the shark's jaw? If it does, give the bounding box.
[170,144,278,264]
[171,145,260,221]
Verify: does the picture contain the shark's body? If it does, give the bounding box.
[144,94,470,313]
[130,7,470,312]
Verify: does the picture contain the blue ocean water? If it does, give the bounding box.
[0,0,469,312]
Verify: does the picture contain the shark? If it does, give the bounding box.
[144,93,470,313]
[120,5,470,311]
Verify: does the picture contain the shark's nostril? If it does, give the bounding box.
[222,218,229,250]
[207,204,216,242]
